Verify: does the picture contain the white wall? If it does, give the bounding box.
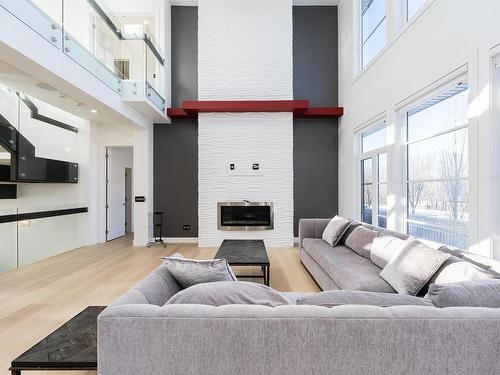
[338,0,500,257]
[132,124,154,246]
[197,0,294,247]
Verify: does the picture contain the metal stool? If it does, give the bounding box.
[147,211,167,248]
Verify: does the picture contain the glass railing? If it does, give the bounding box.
[0,0,166,112]
[0,0,63,49]
[17,205,87,267]
[0,205,87,272]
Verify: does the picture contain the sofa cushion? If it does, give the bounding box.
[161,256,236,288]
[370,235,408,268]
[427,278,500,308]
[419,255,498,296]
[432,255,496,284]
[380,240,450,295]
[344,226,379,259]
[296,290,434,308]
[165,281,291,307]
[301,239,396,293]
[112,263,183,306]
[321,216,351,247]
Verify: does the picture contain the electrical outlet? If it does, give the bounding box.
[182,224,191,231]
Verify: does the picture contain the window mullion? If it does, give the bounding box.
[373,155,379,226]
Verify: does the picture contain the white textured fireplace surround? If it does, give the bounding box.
[198,0,294,247]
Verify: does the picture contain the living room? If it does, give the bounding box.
[1,0,500,374]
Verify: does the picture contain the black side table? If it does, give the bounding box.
[215,239,271,286]
[10,306,106,374]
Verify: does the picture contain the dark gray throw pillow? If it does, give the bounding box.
[296,290,433,308]
[427,278,500,308]
[161,256,236,288]
[165,281,291,307]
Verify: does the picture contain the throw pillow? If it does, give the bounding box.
[344,225,380,259]
[370,235,409,268]
[322,216,351,247]
[419,255,497,296]
[165,281,291,307]
[431,256,495,285]
[161,256,236,288]
[379,240,450,295]
[427,278,500,308]
[339,221,362,244]
[296,290,433,308]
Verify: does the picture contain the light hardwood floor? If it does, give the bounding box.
[0,235,319,375]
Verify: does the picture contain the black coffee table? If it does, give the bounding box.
[10,306,106,374]
[215,239,270,286]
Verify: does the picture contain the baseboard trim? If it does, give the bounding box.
[162,237,199,244]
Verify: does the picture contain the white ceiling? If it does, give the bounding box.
[0,61,119,124]
[170,0,338,5]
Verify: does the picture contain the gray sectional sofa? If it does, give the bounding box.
[98,219,500,375]
[298,218,500,293]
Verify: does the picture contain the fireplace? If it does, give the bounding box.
[218,202,274,231]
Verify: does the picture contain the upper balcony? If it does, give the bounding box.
[0,0,169,123]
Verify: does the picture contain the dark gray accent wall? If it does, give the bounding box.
[154,7,198,237]
[170,7,198,107]
[293,6,339,236]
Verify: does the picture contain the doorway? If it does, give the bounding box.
[106,146,133,241]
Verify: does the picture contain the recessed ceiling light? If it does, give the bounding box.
[91,109,98,114]
[36,82,57,91]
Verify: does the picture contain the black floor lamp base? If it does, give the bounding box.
[146,239,167,248]
[148,211,167,248]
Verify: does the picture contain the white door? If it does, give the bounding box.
[106,148,126,241]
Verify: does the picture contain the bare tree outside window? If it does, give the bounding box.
[406,85,469,248]
[439,133,468,220]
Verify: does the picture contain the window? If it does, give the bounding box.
[360,120,388,227]
[377,153,387,227]
[405,83,469,248]
[362,122,387,153]
[361,158,373,224]
[406,0,426,21]
[361,0,387,69]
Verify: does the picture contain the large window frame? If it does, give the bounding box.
[359,120,389,227]
[402,81,470,248]
[360,0,387,70]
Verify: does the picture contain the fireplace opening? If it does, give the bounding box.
[218,202,273,231]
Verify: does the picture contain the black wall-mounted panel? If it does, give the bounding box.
[0,165,10,182]
[16,156,78,183]
[0,207,88,224]
[14,130,78,183]
[0,184,16,199]
[0,114,16,153]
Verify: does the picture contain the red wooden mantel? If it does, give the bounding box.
[166,100,344,119]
